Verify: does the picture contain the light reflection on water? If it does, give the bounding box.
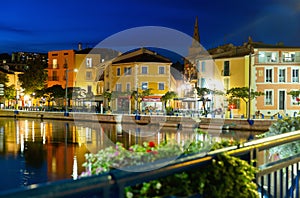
[0,117,262,191]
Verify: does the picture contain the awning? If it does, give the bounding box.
[142,96,161,102]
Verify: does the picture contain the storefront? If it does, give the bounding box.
[141,96,162,113]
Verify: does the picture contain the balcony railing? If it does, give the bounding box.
[221,70,230,76]
[48,76,59,81]
[48,64,60,69]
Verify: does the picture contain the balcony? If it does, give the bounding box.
[48,76,59,81]
[221,70,230,76]
[48,64,60,69]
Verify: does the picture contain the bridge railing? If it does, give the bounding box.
[1,130,300,198]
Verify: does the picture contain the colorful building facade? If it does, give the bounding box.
[104,48,176,113]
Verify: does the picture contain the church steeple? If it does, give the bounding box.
[192,16,200,46]
[188,16,202,57]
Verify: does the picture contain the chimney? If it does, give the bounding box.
[78,42,82,51]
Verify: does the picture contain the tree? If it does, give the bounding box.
[18,57,48,94]
[103,91,112,110]
[36,85,65,108]
[131,88,153,112]
[196,87,211,115]
[226,87,264,118]
[161,91,177,109]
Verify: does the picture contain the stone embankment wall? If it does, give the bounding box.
[0,110,275,131]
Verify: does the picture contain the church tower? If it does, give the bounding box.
[189,16,202,57]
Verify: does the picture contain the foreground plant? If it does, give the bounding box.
[125,153,258,198]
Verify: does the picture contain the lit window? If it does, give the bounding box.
[141,82,148,90]
[278,68,286,82]
[282,52,295,62]
[265,68,273,83]
[265,90,273,105]
[292,69,299,83]
[52,59,58,69]
[124,67,131,75]
[86,58,92,68]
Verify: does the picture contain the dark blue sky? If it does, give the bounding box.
[0,0,300,53]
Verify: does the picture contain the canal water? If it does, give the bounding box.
[0,117,262,192]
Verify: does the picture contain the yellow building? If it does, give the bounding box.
[211,43,251,117]
[104,48,176,113]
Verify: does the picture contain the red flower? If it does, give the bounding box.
[148,141,156,148]
[146,149,151,152]
[296,98,300,102]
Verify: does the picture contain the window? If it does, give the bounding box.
[141,66,148,74]
[124,67,131,75]
[87,85,92,93]
[64,53,69,55]
[292,68,299,83]
[278,68,286,82]
[265,68,273,83]
[224,78,230,90]
[282,52,295,62]
[86,58,92,68]
[265,90,273,105]
[223,61,230,76]
[86,71,92,80]
[126,83,130,92]
[196,61,200,72]
[159,66,165,74]
[141,82,148,90]
[116,84,122,92]
[116,68,121,76]
[201,78,206,88]
[52,71,58,81]
[258,52,278,63]
[52,59,58,69]
[201,61,206,72]
[158,82,164,90]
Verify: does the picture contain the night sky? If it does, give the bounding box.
[0,0,300,53]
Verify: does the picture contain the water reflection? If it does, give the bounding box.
[0,117,261,191]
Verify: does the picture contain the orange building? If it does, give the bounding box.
[253,43,300,117]
[47,50,76,89]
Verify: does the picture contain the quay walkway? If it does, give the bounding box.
[0,109,275,131]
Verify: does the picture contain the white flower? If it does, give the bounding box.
[126,191,133,198]
[156,182,162,189]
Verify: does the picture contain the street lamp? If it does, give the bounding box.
[64,68,78,116]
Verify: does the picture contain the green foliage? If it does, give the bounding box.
[131,88,153,111]
[18,57,48,94]
[200,153,258,198]
[226,87,264,103]
[288,90,300,97]
[125,153,258,198]
[161,91,177,108]
[261,116,300,158]
[4,85,16,100]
